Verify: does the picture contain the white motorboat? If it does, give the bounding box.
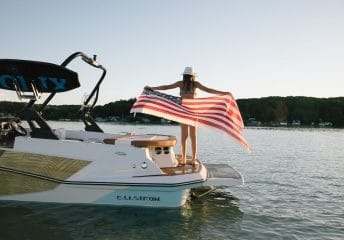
[0,52,243,207]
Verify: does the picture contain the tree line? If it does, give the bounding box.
[237,96,344,127]
[0,96,343,127]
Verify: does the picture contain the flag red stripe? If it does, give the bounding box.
[131,91,249,151]
[136,94,242,128]
[133,95,243,135]
[133,96,243,133]
[182,96,243,127]
[131,104,249,149]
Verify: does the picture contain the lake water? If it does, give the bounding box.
[0,122,343,240]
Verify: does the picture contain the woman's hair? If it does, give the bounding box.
[182,74,195,92]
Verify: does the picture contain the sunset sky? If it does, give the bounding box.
[1,0,343,105]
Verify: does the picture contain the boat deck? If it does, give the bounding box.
[160,156,201,176]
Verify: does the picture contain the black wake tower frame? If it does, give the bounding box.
[0,52,107,140]
[58,52,106,134]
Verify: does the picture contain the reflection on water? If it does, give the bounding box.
[0,205,73,240]
[0,191,242,240]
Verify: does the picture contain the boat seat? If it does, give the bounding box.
[131,136,176,148]
[103,132,135,145]
[54,128,66,139]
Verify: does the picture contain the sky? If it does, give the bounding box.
[1,0,343,105]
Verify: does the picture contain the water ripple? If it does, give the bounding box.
[1,126,343,239]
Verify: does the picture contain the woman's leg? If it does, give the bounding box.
[180,124,188,165]
[190,125,197,165]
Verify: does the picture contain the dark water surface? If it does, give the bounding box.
[1,123,343,240]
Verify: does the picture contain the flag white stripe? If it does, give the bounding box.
[136,94,243,129]
[131,90,250,151]
[134,96,243,133]
[135,107,249,150]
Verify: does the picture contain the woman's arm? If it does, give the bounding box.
[196,81,230,95]
[145,81,181,91]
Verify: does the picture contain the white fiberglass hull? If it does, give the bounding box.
[0,184,194,208]
[0,130,243,208]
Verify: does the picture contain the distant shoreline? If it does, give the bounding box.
[46,119,343,129]
[1,96,344,128]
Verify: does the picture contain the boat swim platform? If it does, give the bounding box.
[0,150,90,196]
[204,164,242,179]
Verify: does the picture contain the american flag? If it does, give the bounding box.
[130,88,250,151]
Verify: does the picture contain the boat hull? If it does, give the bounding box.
[0,132,242,208]
[0,184,192,207]
[0,149,201,207]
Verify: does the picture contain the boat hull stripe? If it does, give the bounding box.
[0,166,205,188]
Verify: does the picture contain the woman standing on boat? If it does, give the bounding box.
[145,67,229,166]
